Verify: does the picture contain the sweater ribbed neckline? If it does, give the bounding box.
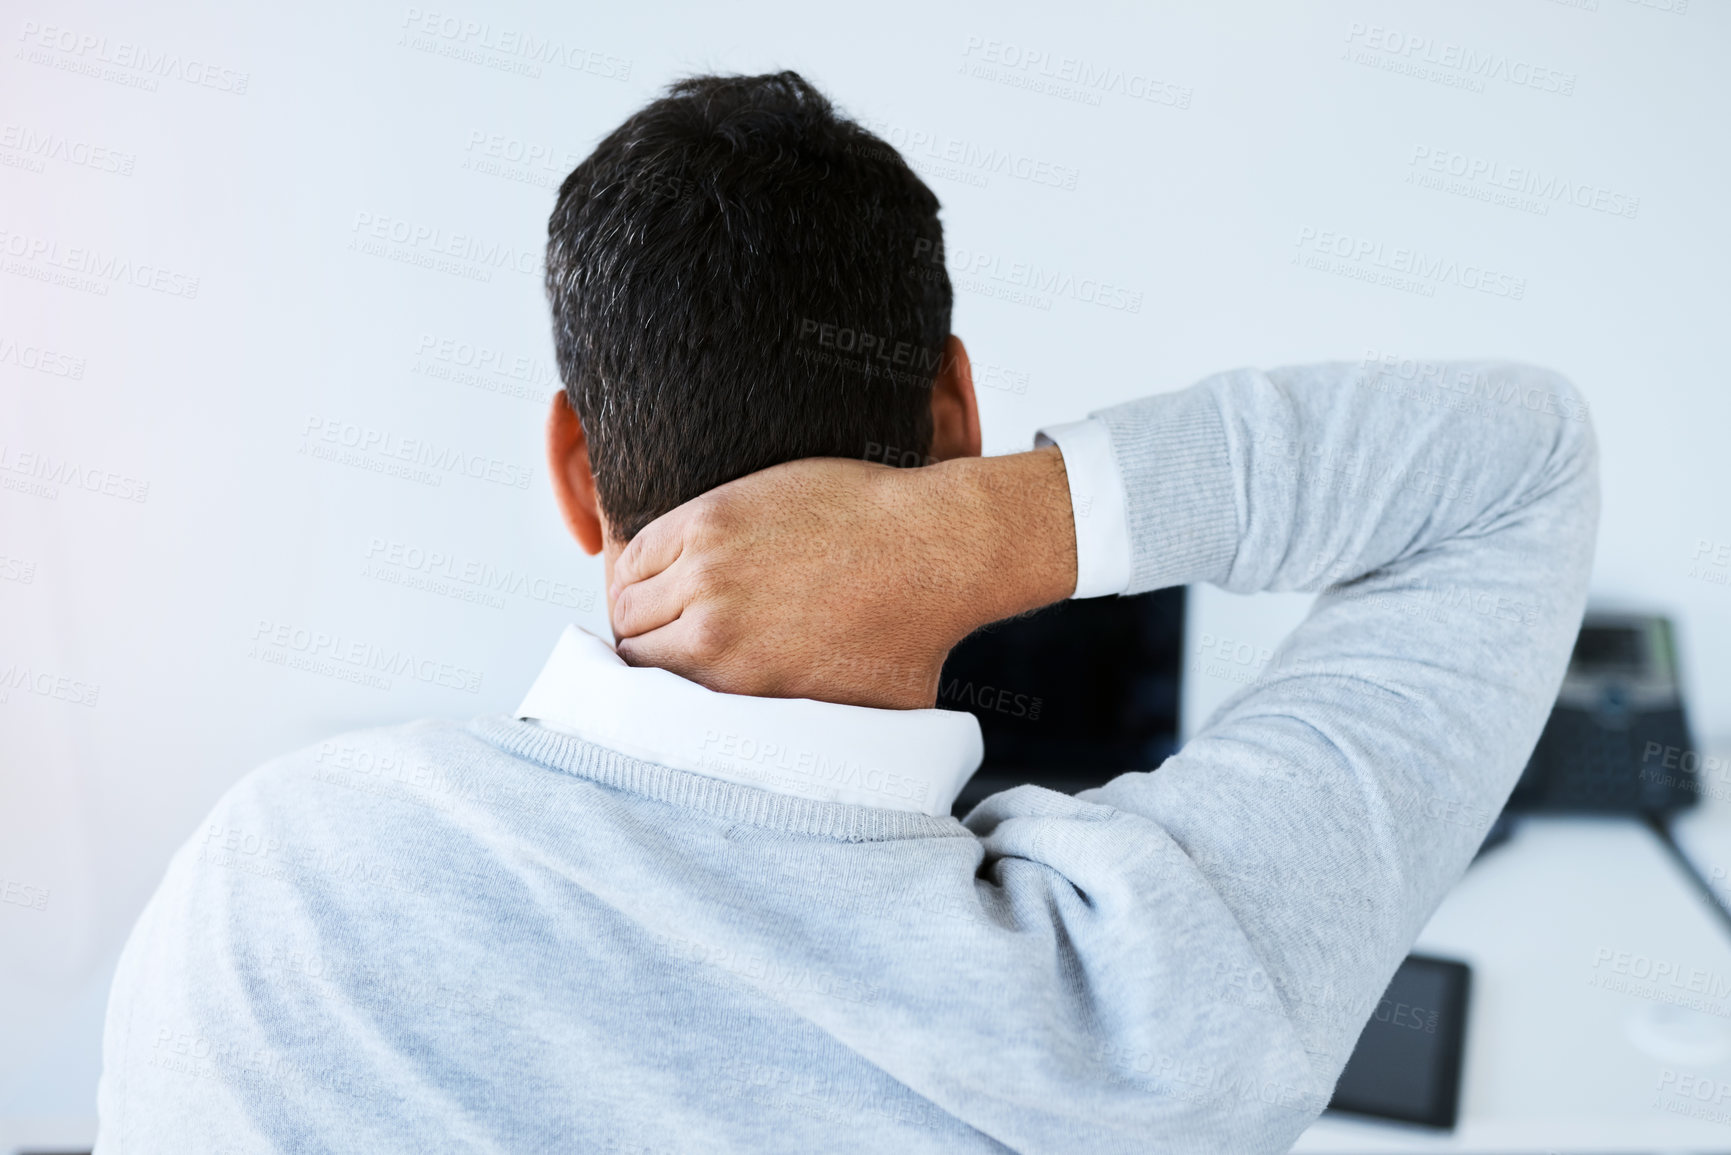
[468,716,972,843]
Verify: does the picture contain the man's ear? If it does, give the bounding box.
[546,391,605,556]
[929,334,982,461]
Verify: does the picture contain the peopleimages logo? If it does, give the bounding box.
[1688,540,1731,591]
[1342,22,1577,96]
[798,317,948,380]
[300,416,534,490]
[15,20,251,94]
[697,729,930,806]
[919,237,1144,313]
[957,36,1193,111]
[0,225,201,299]
[0,122,136,175]
[1406,145,1639,219]
[0,334,86,379]
[362,536,596,613]
[1357,349,1590,423]
[0,443,150,502]
[460,128,582,191]
[248,619,484,694]
[1293,226,1526,301]
[412,332,559,405]
[0,874,51,912]
[938,676,1043,720]
[855,119,1080,192]
[1590,946,1731,1000]
[0,660,101,707]
[397,8,631,81]
[0,552,37,585]
[349,211,542,281]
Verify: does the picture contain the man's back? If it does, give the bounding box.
[99,713,1326,1153]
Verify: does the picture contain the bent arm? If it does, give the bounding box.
[974,361,1598,1086]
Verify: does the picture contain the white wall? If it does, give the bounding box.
[2,0,1727,1140]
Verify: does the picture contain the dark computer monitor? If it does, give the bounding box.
[939,588,1185,815]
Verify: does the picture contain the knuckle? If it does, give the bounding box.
[685,552,721,589]
[687,609,733,661]
[692,494,738,539]
[686,552,739,599]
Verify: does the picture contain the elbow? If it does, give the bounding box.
[1502,363,1600,503]
[1549,369,1597,466]
[1544,369,1600,512]
[1509,364,1601,595]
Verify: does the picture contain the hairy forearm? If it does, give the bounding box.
[913,446,1078,641]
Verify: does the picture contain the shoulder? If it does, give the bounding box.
[218,717,502,825]
[100,719,499,1136]
[134,716,532,970]
[258,716,490,784]
[177,718,536,908]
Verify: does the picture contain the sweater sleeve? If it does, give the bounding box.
[962,360,1598,1145]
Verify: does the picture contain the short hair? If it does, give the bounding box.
[545,71,952,541]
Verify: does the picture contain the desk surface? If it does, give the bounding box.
[1296,789,1731,1153]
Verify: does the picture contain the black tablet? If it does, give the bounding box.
[1327,954,1472,1129]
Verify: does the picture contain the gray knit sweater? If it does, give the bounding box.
[96,361,1598,1153]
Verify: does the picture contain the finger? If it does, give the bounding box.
[610,562,693,640]
[610,510,688,601]
[614,619,729,687]
[616,614,766,696]
[613,619,689,673]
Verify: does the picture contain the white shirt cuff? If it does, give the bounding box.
[1034,418,1132,599]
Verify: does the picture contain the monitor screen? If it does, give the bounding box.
[939,588,1185,814]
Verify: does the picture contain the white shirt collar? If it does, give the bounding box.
[514,626,982,817]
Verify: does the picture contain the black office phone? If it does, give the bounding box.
[1508,613,1699,816]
